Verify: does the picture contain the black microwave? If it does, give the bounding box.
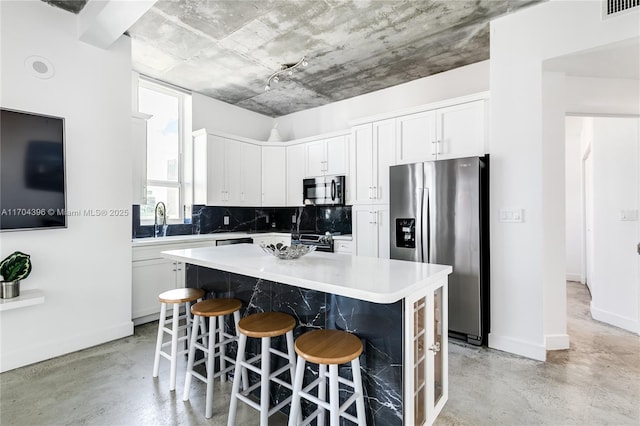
[303,175,345,206]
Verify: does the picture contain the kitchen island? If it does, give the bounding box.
[162,244,451,425]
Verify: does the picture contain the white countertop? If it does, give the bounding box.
[131,232,289,247]
[161,244,451,304]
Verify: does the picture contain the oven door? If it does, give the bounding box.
[303,176,344,205]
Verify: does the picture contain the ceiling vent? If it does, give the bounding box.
[603,0,639,17]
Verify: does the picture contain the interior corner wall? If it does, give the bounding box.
[489,0,639,360]
[565,117,584,283]
[275,60,490,140]
[191,92,273,141]
[0,1,133,372]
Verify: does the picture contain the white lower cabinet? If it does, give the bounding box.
[251,233,292,247]
[132,240,215,325]
[353,204,389,258]
[333,239,353,254]
[132,258,184,324]
[405,281,448,425]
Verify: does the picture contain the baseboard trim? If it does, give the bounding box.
[545,333,570,350]
[488,333,546,361]
[0,321,133,373]
[591,303,639,334]
[566,273,581,282]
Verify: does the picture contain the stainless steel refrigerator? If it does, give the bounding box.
[390,157,489,345]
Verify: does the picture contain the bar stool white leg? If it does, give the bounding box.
[288,356,306,426]
[217,315,226,382]
[183,314,201,401]
[259,336,271,426]
[205,315,216,418]
[232,311,248,389]
[169,302,180,391]
[317,363,327,426]
[153,302,167,378]
[329,364,340,426]
[285,331,296,386]
[227,333,247,426]
[351,357,367,426]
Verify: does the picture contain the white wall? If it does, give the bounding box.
[275,60,490,140]
[489,0,639,360]
[192,92,273,140]
[565,76,640,115]
[565,117,584,282]
[0,1,133,372]
[590,116,639,333]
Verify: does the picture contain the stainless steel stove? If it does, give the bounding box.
[294,233,334,252]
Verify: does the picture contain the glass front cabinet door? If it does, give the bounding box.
[405,280,448,425]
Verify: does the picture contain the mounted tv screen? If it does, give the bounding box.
[1,108,66,231]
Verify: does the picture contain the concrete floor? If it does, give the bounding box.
[1,282,638,425]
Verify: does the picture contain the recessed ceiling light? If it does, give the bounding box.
[25,56,55,79]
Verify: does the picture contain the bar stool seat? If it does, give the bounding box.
[289,329,367,426]
[227,312,297,426]
[152,288,206,391]
[183,298,244,419]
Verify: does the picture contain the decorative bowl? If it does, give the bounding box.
[260,242,316,260]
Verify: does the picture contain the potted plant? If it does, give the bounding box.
[0,251,32,299]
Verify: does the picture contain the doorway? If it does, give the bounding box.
[566,115,640,334]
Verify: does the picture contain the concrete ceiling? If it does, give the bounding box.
[45,0,544,117]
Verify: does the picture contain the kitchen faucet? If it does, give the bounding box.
[154,201,167,238]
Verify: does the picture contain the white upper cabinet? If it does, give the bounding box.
[286,144,306,206]
[396,111,437,165]
[305,135,348,177]
[240,142,262,205]
[351,119,396,205]
[395,99,488,164]
[193,130,261,206]
[435,100,487,160]
[262,146,286,206]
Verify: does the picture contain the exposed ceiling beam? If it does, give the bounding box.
[78,0,157,49]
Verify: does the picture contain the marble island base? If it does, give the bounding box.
[186,264,447,425]
[187,264,403,424]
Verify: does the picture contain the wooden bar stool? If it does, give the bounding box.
[152,287,206,391]
[288,329,366,426]
[183,298,244,419]
[227,312,297,426]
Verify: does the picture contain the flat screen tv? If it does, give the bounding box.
[1,108,66,231]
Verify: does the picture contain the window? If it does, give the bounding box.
[138,80,191,222]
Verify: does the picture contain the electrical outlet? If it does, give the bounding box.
[291,215,297,224]
[265,214,270,223]
[223,216,229,225]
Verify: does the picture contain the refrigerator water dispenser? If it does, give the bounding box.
[395,218,415,248]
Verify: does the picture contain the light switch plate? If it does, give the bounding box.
[620,209,638,221]
[223,216,230,225]
[499,209,524,223]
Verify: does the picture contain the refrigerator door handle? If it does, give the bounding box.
[423,187,430,263]
[416,187,426,263]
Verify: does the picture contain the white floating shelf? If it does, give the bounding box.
[0,289,45,312]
